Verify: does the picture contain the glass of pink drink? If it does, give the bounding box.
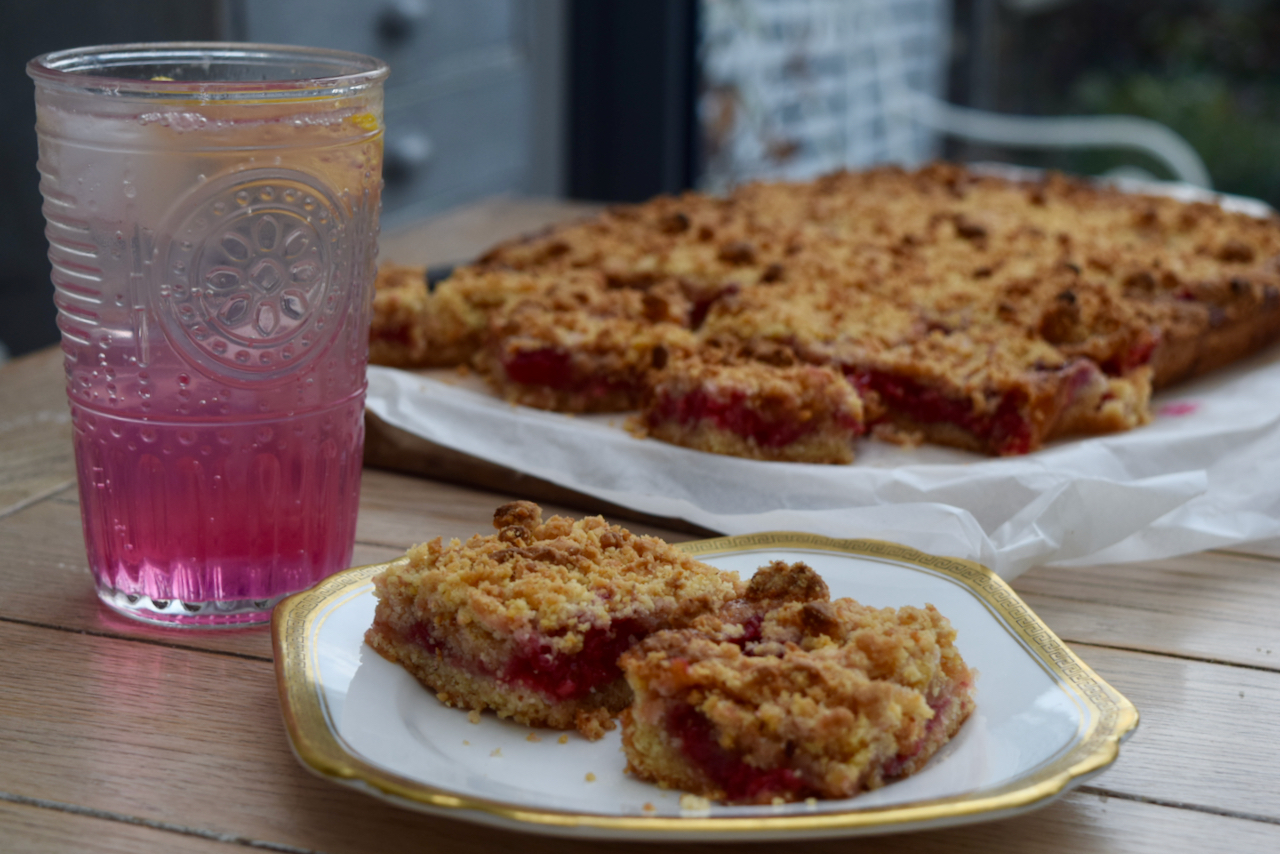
[29,44,388,626]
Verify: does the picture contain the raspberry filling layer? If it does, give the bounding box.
[503,347,641,401]
[372,325,414,347]
[649,388,861,449]
[668,703,808,803]
[503,347,575,388]
[852,370,1032,455]
[504,618,646,701]
[404,617,645,702]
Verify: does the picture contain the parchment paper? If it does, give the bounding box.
[368,172,1280,579]
[366,339,1280,580]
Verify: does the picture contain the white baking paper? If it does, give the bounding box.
[366,339,1280,580]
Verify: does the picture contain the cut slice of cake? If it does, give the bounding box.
[619,561,976,804]
[368,264,431,368]
[846,325,1150,455]
[636,349,866,464]
[474,276,699,413]
[365,502,743,739]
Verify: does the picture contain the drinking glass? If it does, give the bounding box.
[28,43,388,626]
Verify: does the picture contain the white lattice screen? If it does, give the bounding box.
[699,0,951,191]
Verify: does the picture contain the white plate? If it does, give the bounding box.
[273,534,1137,841]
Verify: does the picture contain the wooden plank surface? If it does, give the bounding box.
[3,619,1278,854]
[0,347,76,518]
[1015,554,1280,670]
[0,800,247,854]
[377,196,602,268]
[4,196,1280,853]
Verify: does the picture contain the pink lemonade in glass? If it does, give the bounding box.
[29,44,387,626]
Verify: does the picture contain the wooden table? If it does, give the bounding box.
[4,200,1280,853]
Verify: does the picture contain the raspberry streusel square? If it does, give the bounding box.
[368,264,431,368]
[365,502,743,739]
[636,351,866,463]
[619,561,976,804]
[474,275,698,413]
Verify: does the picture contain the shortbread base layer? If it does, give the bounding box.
[366,621,630,740]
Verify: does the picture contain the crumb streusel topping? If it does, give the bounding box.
[365,502,744,736]
[620,561,976,803]
[370,162,1280,460]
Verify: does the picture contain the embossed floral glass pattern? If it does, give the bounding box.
[29,44,387,626]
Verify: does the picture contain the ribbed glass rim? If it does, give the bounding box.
[28,42,388,101]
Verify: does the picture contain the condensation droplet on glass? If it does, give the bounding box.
[235,350,250,364]
[196,173,207,183]
[256,426,274,443]
[177,429,196,446]
[235,190,251,206]
[260,187,275,201]
[123,181,137,199]
[211,339,228,355]
[140,427,158,443]
[177,373,190,387]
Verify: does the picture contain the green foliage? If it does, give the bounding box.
[1069,70,1280,204]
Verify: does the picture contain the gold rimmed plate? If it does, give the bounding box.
[272,534,1137,841]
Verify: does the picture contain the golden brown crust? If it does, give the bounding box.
[368,264,432,368]
[369,163,1280,460]
[473,273,700,413]
[365,502,743,738]
[619,561,976,804]
[635,351,865,463]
